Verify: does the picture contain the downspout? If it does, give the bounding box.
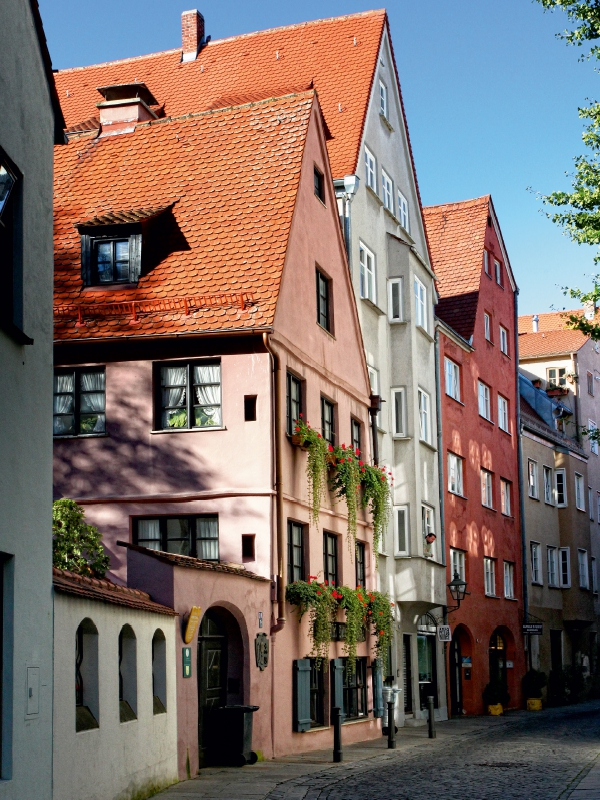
[434,324,446,569]
[572,352,580,440]
[514,291,529,654]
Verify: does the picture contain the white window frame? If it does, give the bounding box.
[543,466,554,505]
[484,249,490,276]
[381,169,394,213]
[555,468,567,507]
[418,388,431,444]
[398,191,409,232]
[388,278,403,322]
[589,420,598,455]
[501,478,511,516]
[368,366,380,428]
[364,146,377,191]
[481,469,493,509]
[588,371,595,397]
[579,549,590,589]
[498,395,509,433]
[478,381,491,421]
[504,561,514,599]
[592,556,598,594]
[359,242,376,303]
[547,367,566,387]
[531,542,542,585]
[447,452,464,496]
[379,80,388,118]
[421,505,435,557]
[559,547,571,588]
[391,387,406,438]
[414,277,427,331]
[394,505,409,556]
[484,312,491,341]
[444,357,460,402]
[494,259,502,286]
[499,325,509,355]
[528,459,538,499]
[575,472,585,511]
[547,546,558,587]
[590,487,594,521]
[484,557,496,596]
[450,548,466,581]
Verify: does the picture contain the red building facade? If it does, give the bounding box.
[424,196,526,714]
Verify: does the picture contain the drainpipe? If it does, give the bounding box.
[369,395,381,466]
[514,291,529,650]
[572,352,580,441]
[434,325,446,570]
[263,332,286,636]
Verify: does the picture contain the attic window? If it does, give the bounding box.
[314,166,325,203]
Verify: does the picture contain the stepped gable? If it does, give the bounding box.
[53,10,386,179]
[53,91,315,341]
[52,567,177,614]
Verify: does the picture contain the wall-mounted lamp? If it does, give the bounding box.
[446,571,467,613]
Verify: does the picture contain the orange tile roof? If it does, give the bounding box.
[54,10,387,180]
[423,196,490,340]
[518,329,588,358]
[518,309,588,334]
[54,91,315,341]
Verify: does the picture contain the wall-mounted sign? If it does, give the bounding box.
[184,606,202,644]
[461,656,472,667]
[522,623,543,636]
[258,611,263,629]
[437,625,451,642]
[255,633,269,671]
[506,661,514,669]
[182,646,192,678]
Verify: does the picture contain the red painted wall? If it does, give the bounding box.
[441,223,525,715]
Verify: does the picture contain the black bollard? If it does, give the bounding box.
[332,706,343,762]
[387,700,396,749]
[427,696,436,739]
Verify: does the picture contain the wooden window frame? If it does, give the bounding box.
[316,268,332,332]
[133,515,219,561]
[53,367,106,438]
[287,520,306,584]
[547,546,558,587]
[355,541,366,588]
[286,372,303,436]
[484,557,496,596]
[351,418,361,453]
[323,531,339,586]
[155,359,222,431]
[321,396,335,445]
[447,452,464,496]
[364,146,377,191]
[342,657,367,721]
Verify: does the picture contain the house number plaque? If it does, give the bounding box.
[255,633,269,671]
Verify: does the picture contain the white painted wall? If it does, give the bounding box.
[53,594,178,800]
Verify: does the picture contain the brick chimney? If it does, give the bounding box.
[182,10,205,62]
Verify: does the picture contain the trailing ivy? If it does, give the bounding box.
[285,578,337,667]
[365,589,395,675]
[337,584,365,674]
[361,464,392,557]
[330,444,362,551]
[294,417,330,527]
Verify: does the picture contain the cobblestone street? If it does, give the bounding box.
[159,701,600,800]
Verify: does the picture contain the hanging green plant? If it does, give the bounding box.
[285,577,337,667]
[293,417,330,527]
[329,444,362,551]
[361,464,392,557]
[366,590,395,675]
[337,584,366,675]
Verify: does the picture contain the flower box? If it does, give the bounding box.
[546,387,568,397]
[290,434,309,450]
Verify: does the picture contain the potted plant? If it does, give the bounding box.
[522,669,547,711]
[482,680,509,715]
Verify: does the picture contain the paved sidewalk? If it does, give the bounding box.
[566,751,600,799]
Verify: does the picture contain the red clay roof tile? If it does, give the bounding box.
[518,329,589,358]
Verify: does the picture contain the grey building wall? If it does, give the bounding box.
[0,0,58,795]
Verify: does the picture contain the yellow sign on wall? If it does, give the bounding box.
[184,606,202,644]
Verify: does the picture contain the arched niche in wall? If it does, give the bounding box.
[119,623,138,722]
[76,617,100,732]
[152,628,167,714]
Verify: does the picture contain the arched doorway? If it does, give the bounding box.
[450,633,462,716]
[489,629,507,694]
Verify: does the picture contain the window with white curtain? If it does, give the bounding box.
[135,516,219,560]
[447,452,464,496]
[484,557,496,596]
[53,368,106,437]
[159,361,221,430]
[360,242,376,302]
[381,170,394,213]
[364,146,376,191]
[414,277,427,330]
[418,389,431,443]
[445,358,460,401]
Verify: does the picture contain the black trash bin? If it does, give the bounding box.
[207,705,260,766]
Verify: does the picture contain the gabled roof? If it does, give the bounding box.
[518,329,588,359]
[54,10,387,179]
[29,0,65,143]
[54,91,316,341]
[518,310,573,334]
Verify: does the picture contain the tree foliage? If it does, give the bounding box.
[52,498,111,577]
[538,1,600,58]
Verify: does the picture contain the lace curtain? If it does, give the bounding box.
[197,517,219,561]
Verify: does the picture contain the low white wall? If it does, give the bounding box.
[53,593,178,800]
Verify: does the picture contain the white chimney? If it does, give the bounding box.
[532,314,539,333]
[182,10,205,62]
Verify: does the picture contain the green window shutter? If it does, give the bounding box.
[80,235,91,285]
[129,233,142,283]
[372,658,384,718]
[330,658,345,722]
[293,659,311,732]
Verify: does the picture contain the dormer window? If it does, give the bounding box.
[96,239,131,283]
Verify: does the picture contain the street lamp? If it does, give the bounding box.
[446,571,467,613]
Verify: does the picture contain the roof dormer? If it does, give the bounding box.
[96,83,159,137]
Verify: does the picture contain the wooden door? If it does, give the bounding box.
[198,612,227,759]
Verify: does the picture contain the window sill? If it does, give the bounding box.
[529,496,540,501]
[448,491,468,500]
[484,593,501,599]
[395,554,411,559]
[317,322,336,340]
[360,296,385,315]
[392,435,411,441]
[416,325,434,343]
[419,439,437,453]
[379,112,394,132]
[366,185,383,206]
[531,582,543,587]
[482,505,496,513]
[501,513,514,519]
[315,194,327,209]
[81,283,138,292]
[383,206,400,224]
[54,433,109,439]
[499,428,512,437]
[389,318,407,325]
[343,716,371,726]
[150,427,227,435]
[446,395,465,407]
[548,584,561,590]
[485,338,494,346]
[479,415,494,426]
[505,596,518,602]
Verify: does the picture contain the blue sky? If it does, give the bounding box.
[39,0,599,314]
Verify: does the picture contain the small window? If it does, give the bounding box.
[481,469,493,508]
[321,397,335,445]
[359,243,376,302]
[418,388,431,443]
[135,516,219,560]
[152,629,167,715]
[314,166,325,203]
[547,367,566,388]
[364,146,377,191]
[323,531,338,585]
[241,534,255,560]
[531,542,542,584]
[118,624,137,722]
[351,418,361,453]
[450,548,466,581]
[414,277,427,330]
[54,368,106,437]
[394,505,409,556]
[499,326,509,355]
[504,561,514,599]
[589,421,598,455]
[75,619,99,732]
[355,541,366,588]
[484,557,496,596]
[547,547,558,587]
[244,396,257,422]
[592,557,598,594]
[316,268,332,332]
[498,395,509,433]
[388,278,403,322]
[158,361,221,430]
[379,80,388,118]
[398,191,409,232]
[96,239,130,284]
[501,479,511,516]
[588,371,595,396]
[484,313,492,342]
[528,460,538,499]
[392,387,406,437]
[578,549,590,589]
[543,466,554,504]
[381,170,394,213]
[342,657,368,720]
[483,250,491,276]
[447,452,464,496]
[494,259,503,286]
[287,521,305,583]
[445,358,460,402]
[559,547,571,587]
[575,473,585,511]
[478,381,491,421]
[286,372,302,436]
